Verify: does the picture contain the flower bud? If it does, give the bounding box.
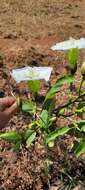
[68,48,78,75]
[48,140,54,148]
[81,62,85,77]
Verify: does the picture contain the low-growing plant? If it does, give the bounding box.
[0,48,85,158]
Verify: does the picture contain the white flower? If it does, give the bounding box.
[11,66,53,83]
[51,37,85,50]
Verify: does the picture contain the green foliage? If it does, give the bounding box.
[26,131,36,146]
[43,98,55,114]
[28,80,40,96]
[44,75,74,102]
[39,110,49,129]
[74,139,85,157]
[21,100,36,114]
[46,126,71,145]
[1,47,85,158]
[68,48,78,74]
[24,129,35,140]
[0,129,36,148]
[72,120,85,157]
[75,102,85,117]
[0,132,22,143]
[77,120,85,127]
[81,126,85,132]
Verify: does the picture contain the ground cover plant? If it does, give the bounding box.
[1,1,85,189]
[0,47,85,190]
[0,48,85,160]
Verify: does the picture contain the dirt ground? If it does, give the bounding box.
[0,0,85,190]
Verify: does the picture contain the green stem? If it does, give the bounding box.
[54,92,85,114]
[78,76,84,96]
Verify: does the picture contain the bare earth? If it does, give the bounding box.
[0,0,85,190]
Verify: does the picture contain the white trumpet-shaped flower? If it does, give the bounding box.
[11,66,53,83]
[51,37,85,51]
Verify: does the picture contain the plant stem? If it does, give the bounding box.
[54,92,85,114]
[78,76,84,96]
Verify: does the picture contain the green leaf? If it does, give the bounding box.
[77,102,85,109]
[44,75,74,101]
[75,102,85,117]
[43,98,55,113]
[75,108,85,113]
[26,131,36,146]
[81,126,85,132]
[46,126,71,144]
[13,141,22,151]
[21,100,36,114]
[74,138,85,157]
[0,132,22,143]
[68,48,78,69]
[77,120,85,127]
[39,110,49,129]
[59,108,65,115]
[24,129,35,140]
[77,120,85,124]
[28,80,40,95]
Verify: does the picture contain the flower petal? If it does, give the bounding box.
[51,37,85,50]
[11,67,53,83]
